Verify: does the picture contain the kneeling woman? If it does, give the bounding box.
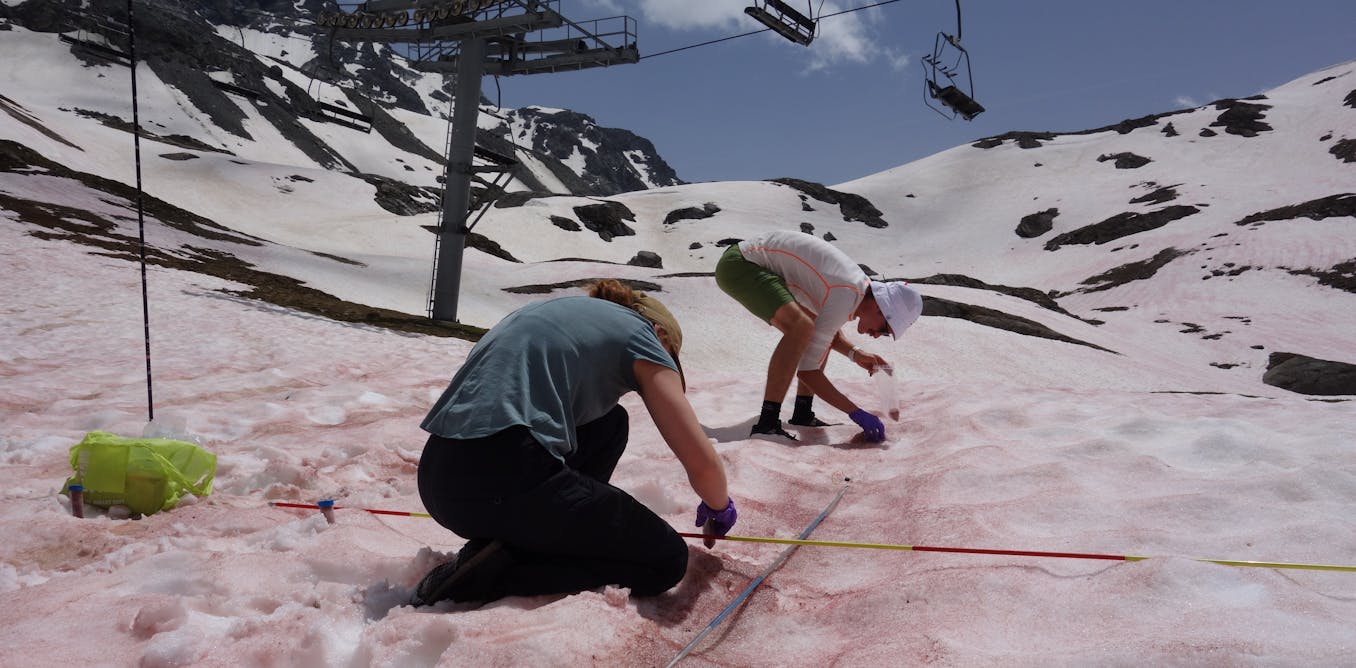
[412,280,737,606]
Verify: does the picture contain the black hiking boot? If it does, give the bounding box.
[750,417,797,440]
[411,539,511,606]
[788,412,838,427]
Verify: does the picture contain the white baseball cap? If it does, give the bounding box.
[869,281,923,339]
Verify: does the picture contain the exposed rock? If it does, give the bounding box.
[1209,98,1273,137]
[1199,128,1218,137]
[494,191,556,208]
[159,153,199,161]
[10,0,679,201]
[467,232,520,263]
[573,201,636,242]
[1129,184,1180,205]
[1287,258,1356,294]
[1345,89,1356,109]
[1016,208,1058,238]
[1075,247,1189,294]
[663,202,720,224]
[1233,194,1356,227]
[494,106,682,195]
[1161,122,1179,137]
[688,242,702,250]
[356,173,441,216]
[72,108,230,154]
[1330,138,1356,163]
[1045,206,1200,250]
[550,215,581,231]
[800,222,815,234]
[1263,352,1356,396]
[923,297,1115,354]
[823,232,836,242]
[769,178,887,228]
[972,109,1193,150]
[1097,152,1152,169]
[913,273,1076,318]
[628,251,663,269]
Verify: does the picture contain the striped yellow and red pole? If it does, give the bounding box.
[677,533,1356,572]
[267,502,1356,573]
[268,501,431,519]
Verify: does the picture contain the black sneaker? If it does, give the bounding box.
[788,413,838,427]
[751,419,797,440]
[411,539,509,606]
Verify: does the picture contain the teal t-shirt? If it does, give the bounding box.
[420,297,680,460]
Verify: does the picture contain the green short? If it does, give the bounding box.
[715,243,795,323]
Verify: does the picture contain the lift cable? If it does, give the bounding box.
[642,0,904,60]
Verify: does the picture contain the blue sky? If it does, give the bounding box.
[486,0,1356,186]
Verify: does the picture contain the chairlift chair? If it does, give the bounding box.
[304,71,375,133]
[744,0,817,46]
[922,33,984,120]
[58,10,132,67]
[922,1,984,121]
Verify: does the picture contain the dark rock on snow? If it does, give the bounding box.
[1263,352,1356,396]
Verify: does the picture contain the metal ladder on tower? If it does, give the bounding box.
[425,103,519,318]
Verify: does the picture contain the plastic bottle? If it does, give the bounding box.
[318,499,336,525]
[69,484,84,518]
[873,364,899,421]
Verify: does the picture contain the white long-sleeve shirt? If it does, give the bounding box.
[738,231,870,370]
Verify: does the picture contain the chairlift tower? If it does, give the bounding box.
[320,0,639,323]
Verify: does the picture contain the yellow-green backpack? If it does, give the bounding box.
[63,431,216,516]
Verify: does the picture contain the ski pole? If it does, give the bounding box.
[675,533,1356,573]
[666,480,851,668]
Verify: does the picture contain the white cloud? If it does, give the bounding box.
[1174,95,1200,109]
[591,0,897,73]
[634,0,748,31]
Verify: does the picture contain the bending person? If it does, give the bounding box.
[412,279,736,606]
[715,230,923,442]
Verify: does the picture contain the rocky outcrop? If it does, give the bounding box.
[1263,352,1356,396]
[1233,194,1356,227]
[664,203,720,224]
[1209,98,1273,137]
[922,297,1115,354]
[1016,208,1058,238]
[3,0,680,201]
[573,201,636,242]
[491,107,683,195]
[1073,248,1189,294]
[1045,206,1200,250]
[1097,152,1152,169]
[770,178,887,228]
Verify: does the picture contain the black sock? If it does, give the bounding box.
[758,400,781,426]
[791,395,814,421]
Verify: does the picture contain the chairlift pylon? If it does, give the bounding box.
[922,0,984,121]
[744,0,817,46]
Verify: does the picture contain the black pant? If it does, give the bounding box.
[417,405,688,599]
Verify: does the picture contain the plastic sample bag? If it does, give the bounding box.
[63,431,216,516]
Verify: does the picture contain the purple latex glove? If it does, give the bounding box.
[849,409,886,442]
[696,498,738,547]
